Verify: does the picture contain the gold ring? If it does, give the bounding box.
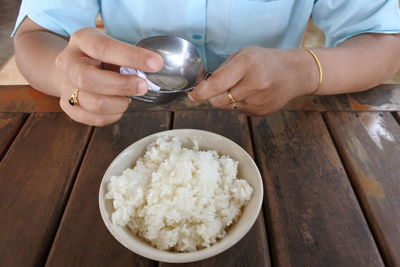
[68,89,79,106]
[227,91,240,109]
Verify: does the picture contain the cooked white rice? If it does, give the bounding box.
[105,135,253,252]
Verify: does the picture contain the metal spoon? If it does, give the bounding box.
[136,36,210,92]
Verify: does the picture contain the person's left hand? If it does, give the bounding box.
[188,46,318,116]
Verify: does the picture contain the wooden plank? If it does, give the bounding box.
[0,112,27,160]
[2,84,400,113]
[45,111,171,267]
[251,111,384,266]
[324,111,400,266]
[160,110,271,267]
[0,113,92,267]
[0,85,62,112]
[0,56,29,85]
[285,85,400,112]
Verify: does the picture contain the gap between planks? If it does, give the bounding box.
[391,112,400,126]
[0,112,29,161]
[247,116,276,267]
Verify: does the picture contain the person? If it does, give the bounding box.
[12,0,400,126]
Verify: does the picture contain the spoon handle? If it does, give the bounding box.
[181,72,213,93]
[204,72,212,80]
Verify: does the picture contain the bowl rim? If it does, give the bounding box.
[98,129,264,263]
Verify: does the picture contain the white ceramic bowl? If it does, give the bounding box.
[99,129,263,263]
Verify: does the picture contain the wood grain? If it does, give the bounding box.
[45,112,171,267]
[0,85,62,112]
[0,112,27,160]
[284,85,400,112]
[160,110,271,267]
[0,113,92,267]
[2,84,400,113]
[324,111,400,266]
[251,111,384,266]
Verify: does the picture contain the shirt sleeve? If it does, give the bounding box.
[11,0,99,37]
[312,0,400,47]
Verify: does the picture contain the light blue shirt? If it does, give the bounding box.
[13,0,400,71]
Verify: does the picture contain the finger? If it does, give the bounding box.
[189,54,247,101]
[210,89,264,113]
[239,91,281,116]
[217,104,235,111]
[70,28,163,72]
[205,51,246,107]
[239,109,259,117]
[242,92,278,114]
[208,89,243,108]
[77,90,131,115]
[228,79,263,105]
[218,101,256,114]
[60,98,124,126]
[217,101,246,111]
[210,89,263,113]
[64,55,149,96]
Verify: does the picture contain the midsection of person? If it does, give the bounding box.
[100,0,311,71]
[14,0,313,71]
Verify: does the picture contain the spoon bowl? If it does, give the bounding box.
[131,36,208,104]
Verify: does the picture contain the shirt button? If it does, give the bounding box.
[192,34,203,40]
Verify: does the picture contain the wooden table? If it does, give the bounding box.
[1,85,400,267]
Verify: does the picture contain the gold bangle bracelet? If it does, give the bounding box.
[303,48,323,95]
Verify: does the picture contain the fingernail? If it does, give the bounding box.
[147,57,161,71]
[188,93,195,101]
[138,81,148,94]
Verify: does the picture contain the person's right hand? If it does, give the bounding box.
[55,27,163,126]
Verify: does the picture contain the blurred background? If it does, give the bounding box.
[1,0,399,85]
